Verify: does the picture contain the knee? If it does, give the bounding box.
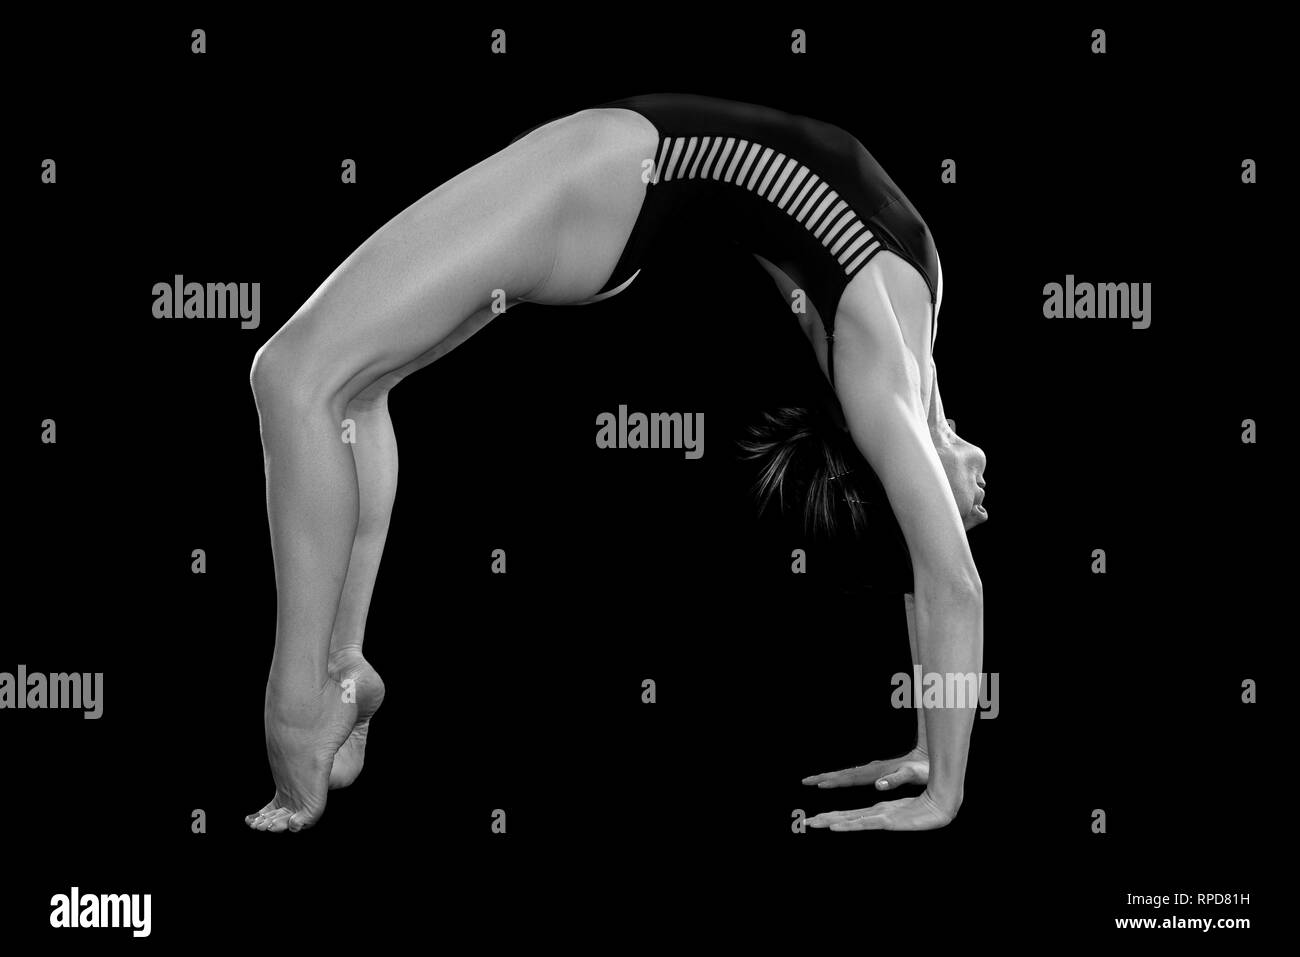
[249,336,345,418]
[346,374,397,414]
[249,338,295,407]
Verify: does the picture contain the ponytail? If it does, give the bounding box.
[736,405,876,538]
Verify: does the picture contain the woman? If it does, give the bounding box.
[245,93,988,833]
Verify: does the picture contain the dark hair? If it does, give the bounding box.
[737,405,879,538]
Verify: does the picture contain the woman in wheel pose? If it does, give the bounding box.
[245,94,988,833]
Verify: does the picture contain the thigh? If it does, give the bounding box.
[347,304,497,409]
[521,107,658,304]
[263,108,643,405]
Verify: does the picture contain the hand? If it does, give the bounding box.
[801,748,929,791]
[806,791,954,831]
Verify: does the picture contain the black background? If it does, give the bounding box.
[10,11,1278,944]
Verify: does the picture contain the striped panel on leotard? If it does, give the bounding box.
[651,134,884,283]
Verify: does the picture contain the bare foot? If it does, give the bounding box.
[246,678,356,833]
[801,748,929,791]
[326,651,385,790]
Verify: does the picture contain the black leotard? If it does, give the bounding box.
[511,93,940,421]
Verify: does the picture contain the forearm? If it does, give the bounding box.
[902,593,927,754]
[910,575,983,813]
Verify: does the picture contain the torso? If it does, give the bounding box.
[511,95,942,406]
[574,94,939,319]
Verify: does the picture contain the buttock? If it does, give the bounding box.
[514,109,659,306]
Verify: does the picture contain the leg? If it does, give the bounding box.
[325,306,497,789]
[246,345,366,831]
[329,390,398,667]
[245,109,651,832]
[321,389,396,790]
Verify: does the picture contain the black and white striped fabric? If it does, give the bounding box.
[649,133,884,282]
[511,94,941,406]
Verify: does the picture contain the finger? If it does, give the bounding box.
[821,765,892,788]
[807,809,861,827]
[801,773,835,785]
[839,801,924,831]
[801,770,844,784]
[821,768,879,788]
[830,815,889,831]
[828,805,897,830]
[875,767,916,791]
[809,808,869,828]
[803,769,859,787]
[829,799,914,830]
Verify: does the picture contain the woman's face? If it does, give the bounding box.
[926,361,988,531]
[934,418,988,531]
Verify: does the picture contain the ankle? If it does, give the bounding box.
[264,681,331,727]
[328,644,366,671]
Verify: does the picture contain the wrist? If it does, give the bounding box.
[923,784,962,819]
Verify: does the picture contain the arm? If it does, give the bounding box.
[903,593,927,757]
[831,295,983,819]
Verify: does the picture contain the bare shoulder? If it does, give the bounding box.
[833,251,936,410]
[838,252,934,364]
[841,252,932,335]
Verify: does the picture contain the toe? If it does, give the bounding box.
[252,806,283,831]
[264,809,292,832]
